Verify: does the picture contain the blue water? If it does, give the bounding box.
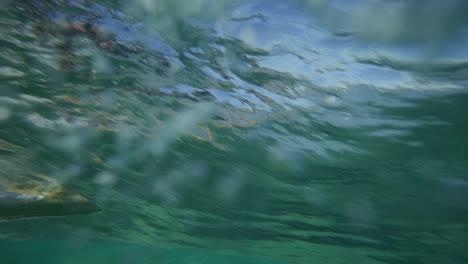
[1,0,468,263]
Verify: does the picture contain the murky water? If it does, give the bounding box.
[1,0,468,263]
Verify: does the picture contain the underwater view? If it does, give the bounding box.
[1,0,468,263]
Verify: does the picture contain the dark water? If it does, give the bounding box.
[1,0,468,263]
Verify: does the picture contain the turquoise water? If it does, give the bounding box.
[1,0,468,263]
[0,240,279,264]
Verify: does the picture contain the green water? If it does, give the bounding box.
[0,240,280,264]
[1,0,468,263]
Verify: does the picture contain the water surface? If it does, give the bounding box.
[1,0,468,263]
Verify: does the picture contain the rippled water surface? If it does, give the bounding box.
[1,0,468,263]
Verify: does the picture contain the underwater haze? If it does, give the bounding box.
[1,0,468,263]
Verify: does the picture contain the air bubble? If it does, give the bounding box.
[0,107,11,121]
[323,95,340,106]
[94,171,117,187]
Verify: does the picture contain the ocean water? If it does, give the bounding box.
[1,0,468,263]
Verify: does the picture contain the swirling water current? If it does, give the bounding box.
[1,0,468,263]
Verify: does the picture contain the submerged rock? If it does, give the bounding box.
[0,173,100,219]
